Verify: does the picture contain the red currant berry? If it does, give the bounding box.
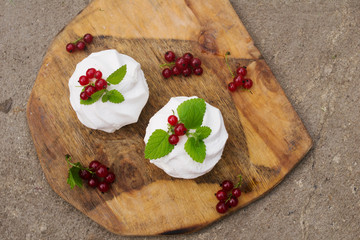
[79,169,91,180]
[221,180,234,191]
[227,196,238,207]
[168,134,179,145]
[105,172,116,184]
[183,52,193,62]
[96,165,108,178]
[228,82,237,92]
[84,85,96,97]
[174,123,187,136]
[168,115,178,126]
[88,177,99,188]
[190,58,201,68]
[83,33,93,43]
[78,75,89,86]
[193,67,203,76]
[171,66,181,76]
[164,51,176,62]
[162,68,172,79]
[80,92,89,100]
[98,182,110,193]
[232,188,241,198]
[89,160,101,171]
[66,43,76,53]
[95,79,107,90]
[76,41,86,50]
[182,67,192,77]
[216,190,227,201]
[233,75,244,87]
[243,79,253,89]
[236,66,247,76]
[86,68,96,78]
[216,201,228,214]
[175,57,188,70]
[94,71,102,80]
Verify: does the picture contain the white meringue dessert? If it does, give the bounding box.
[68,49,149,133]
[144,96,228,179]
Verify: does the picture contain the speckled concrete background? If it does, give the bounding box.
[1,0,359,239]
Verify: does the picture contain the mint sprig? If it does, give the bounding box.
[65,154,93,189]
[80,65,126,105]
[145,98,212,163]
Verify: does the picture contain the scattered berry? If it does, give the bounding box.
[94,71,102,80]
[233,75,244,87]
[86,68,96,78]
[98,182,110,193]
[76,41,86,50]
[190,58,201,68]
[193,67,203,76]
[88,177,99,188]
[162,68,172,78]
[83,33,93,43]
[227,196,238,207]
[243,79,253,89]
[216,190,227,201]
[232,188,241,198]
[221,180,234,191]
[168,134,179,145]
[66,43,76,53]
[80,92,89,100]
[105,173,116,184]
[174,123,187,136]
[89,160,101,171]
[96,165,108,178]
[79,169,91,180]
[216,202,228,214]
[168,115,178,126]
[183,52,193,62]
[171,66,181,76]
[165,51,176,62]
[95,79,107,91]
[84,85,96,97]
[228,82,237,92]
[78,75,89,86]
[176,57,188,70]
[182,67,192,77]
[236,66,247,76]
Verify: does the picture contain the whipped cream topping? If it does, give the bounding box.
[144,96,228,179]
[69,49,149,133]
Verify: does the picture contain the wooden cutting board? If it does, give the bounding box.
[27,0,312,236]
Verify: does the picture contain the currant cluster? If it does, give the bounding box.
[79,160,116,193]
[215,175,243,214]
[79,68,107,100]
[228,66,253,92]
[66,33,93,53]
[167,115,187,145]
[161,51,203,78]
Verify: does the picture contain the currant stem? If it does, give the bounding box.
[65,154,94,174]
[235,174,243,188]
[72,37,84,44]
[225,51,235,78]
[160,62,175,68]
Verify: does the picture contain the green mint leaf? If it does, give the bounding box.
[105,89,124,104]
[177,98,206,129]
[184,137,206,163]
[106,65,127,85]
[80,89,105,105]
[67,165,83,189]
[195,126,212,140]
[101,92,109,102]
[145,129,174,159]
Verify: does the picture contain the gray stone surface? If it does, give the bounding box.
[1,0,359,239]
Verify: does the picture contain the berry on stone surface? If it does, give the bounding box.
[105,173,116,184]
[174,123,187,136]
[228,82,237,92]
[84,85,96,97]
[168,134,179,145]
[98,182,110,193]
[95,79,107,90]
[168,115,178,126]
[193,67,203,76]
[78,75,89,86]
[96,165,108,178]
[86,68,96,78]
[83,33,93,43]
[66,43,76,53]
[165,51,176,62]
[221,180,234,191]
[216,202,228,214]
[162,68,172,79]
[76,41,86,50]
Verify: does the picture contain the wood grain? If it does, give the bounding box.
[26,0,312,236]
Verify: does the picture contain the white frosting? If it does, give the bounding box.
[69,49,149,133]
[144,96,228,179]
